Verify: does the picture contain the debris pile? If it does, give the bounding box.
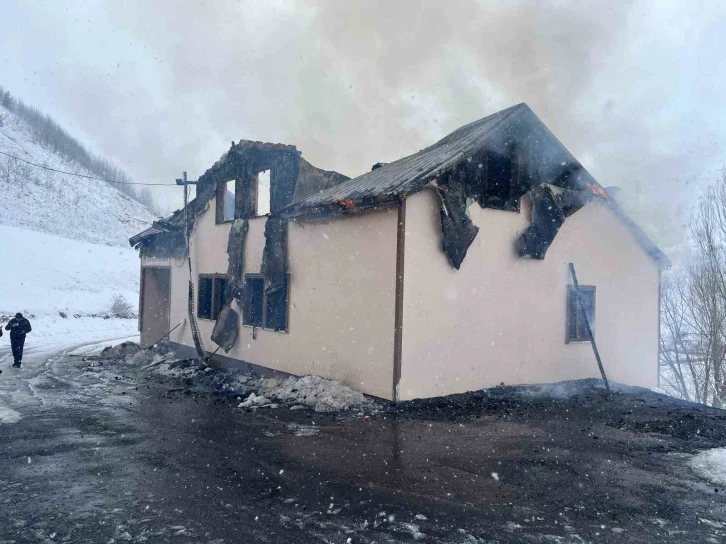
[255,374,372,413]
[99,341,142,359]
[238,392,276,409]
[110,342,373,413]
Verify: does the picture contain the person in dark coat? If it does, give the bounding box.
[5,313,32,367]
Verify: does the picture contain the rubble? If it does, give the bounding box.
[108,341,373,413]
[255,374,373,413]
[238,392,276,409]
[99,341,142,359]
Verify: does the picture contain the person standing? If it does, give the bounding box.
[5,313,32,368]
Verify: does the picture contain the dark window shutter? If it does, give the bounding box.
[198,277,213,319]
[265,280,288,331]
[243,277,264,327]
[213,278,228,320]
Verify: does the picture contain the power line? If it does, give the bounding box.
[0,150,176,186]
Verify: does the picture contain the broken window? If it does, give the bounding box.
[253,170,271,216]
[567,285,595,342]
[197,275,228,320]
[216,179,237,223]
[242,274,288,331]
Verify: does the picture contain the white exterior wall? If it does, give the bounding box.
[167,197,398,400]
[398,188,661,401]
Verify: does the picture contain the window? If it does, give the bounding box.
[216,179,237,223]
[567,285,595,342]
[243,276,265,327]
[253,170,271,216]
[197,275,228,320]
[242,274,288,331]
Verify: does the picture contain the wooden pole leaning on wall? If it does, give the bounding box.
[568,262,611,394]
[146,321,182,350]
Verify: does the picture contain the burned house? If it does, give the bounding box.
[130,103,669,401]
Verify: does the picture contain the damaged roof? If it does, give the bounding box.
[281,103,596,219]
[280,103,670,268]
[129,139,348,250]
[130,106,669,269]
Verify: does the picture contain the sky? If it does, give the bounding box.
[2,0,725,258]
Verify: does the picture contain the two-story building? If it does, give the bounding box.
[130,104,669,401]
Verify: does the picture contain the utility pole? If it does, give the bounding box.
[176,171,198,250]
[175,171,206,361]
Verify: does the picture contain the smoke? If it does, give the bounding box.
[3,0,725,256]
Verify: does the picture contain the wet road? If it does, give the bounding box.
[1,345,726,543]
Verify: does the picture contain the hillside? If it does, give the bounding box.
[0,101,157,247]
[0,224,139,317]
[0,224,140,350]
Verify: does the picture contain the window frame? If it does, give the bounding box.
[251,169,272,217]
[216,179,238,224]
[241,273,289,332]
[197,274,228,321]
[566,285,596,343]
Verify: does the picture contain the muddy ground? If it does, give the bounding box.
[1,345,725,543]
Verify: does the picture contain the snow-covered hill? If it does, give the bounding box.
[0,97,156,350]
[0,224,141,352]
[0,102,157,247]
[0,225,139,317]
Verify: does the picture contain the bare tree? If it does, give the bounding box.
[661,170,726,406]
[659,272,695,401]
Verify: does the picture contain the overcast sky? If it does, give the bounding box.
[2,0,725,256]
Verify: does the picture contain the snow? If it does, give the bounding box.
[0,225,141,318]
[255,374,373,413]
[287,423,319,436]
[0,404,21,424]
[0,316,139,363]
[67,336,139,356]
[0,102,157,247]
[688,448,726,486]
[238,392,276,409]
[512,378,649,399]
[0,105,151,374]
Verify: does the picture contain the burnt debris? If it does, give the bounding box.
[517,184,592,260]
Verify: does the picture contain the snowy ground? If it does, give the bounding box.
[0,102,156,247]
[0,225,141,320]
[689,448,726,487]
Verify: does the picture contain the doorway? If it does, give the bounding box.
[140,267,171,348]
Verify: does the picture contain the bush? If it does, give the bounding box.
[110,294,135,319]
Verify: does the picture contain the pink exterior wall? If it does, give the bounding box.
[398,188,661,401]
[167,197,398,400]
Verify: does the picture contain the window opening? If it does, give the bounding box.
[242,274,288,331]
[567,285,595,342]
[223,179,236,221]
[254,170,271,216]
[216,179,237,223]
[197,275,227,320]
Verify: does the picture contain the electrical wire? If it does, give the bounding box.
[0,150,174,186]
